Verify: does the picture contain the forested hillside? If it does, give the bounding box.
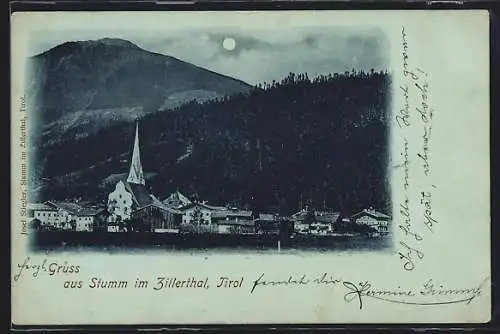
[35,70,391,216]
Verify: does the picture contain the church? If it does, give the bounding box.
[106,122,181,232]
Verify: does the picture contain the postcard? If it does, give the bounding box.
[11,10,490,326]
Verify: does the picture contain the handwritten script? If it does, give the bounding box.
[251,272,488,310]
[395,27,439,271]
[13,256,488,312]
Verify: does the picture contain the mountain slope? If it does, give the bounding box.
[34,71,391,215]
[27,37,252,125]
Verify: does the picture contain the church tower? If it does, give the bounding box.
[127,122,145,185]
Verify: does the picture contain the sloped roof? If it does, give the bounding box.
[203,204,228,211]
[291,210,340,223]
[351,209,391,220]
[291,209,310,220]
[102,173,128,185]
[47,201,103,217]
[212,209,253,219]
[229,210,253,217]
[256,214,276,221]
[28,203,56,211]
[176,202,225,213]
[212,210,230,219]
[135,202,183,215]
[216,219,255,227]
[162,191,192,208]
[315,211,341,223]
[124,182,154,209]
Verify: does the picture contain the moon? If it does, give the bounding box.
[222,37,236,51]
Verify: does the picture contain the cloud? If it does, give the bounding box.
[30,27,389,85]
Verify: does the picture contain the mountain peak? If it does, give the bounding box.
[28,37,252,124]
[91,38,141,49]
[35,38,141,58]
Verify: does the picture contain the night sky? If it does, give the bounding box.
[30,27,389,85]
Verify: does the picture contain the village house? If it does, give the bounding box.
[162,191,192,209]
[351,208,391,235]
[28,201,104,231]
[291,209,311,233]
[28,203,59,228]
[50,201,104,232]
[135,201,182,233]
[291,208,341,234]
[161,194,227,233]
[177,202,218,233]
[254,213,280,235]
[211,209,255,234]
[310,211,341,235]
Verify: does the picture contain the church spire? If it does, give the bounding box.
[127,122,145,185]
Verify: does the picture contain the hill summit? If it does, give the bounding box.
[27,37,252,125]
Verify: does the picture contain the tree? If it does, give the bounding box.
[30,218,41,231]
[188,206,208,233]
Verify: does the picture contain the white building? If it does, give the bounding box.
[291,208,341,234]
[28,203,59,227]
[351,208,391,234]
[211,209,255,234]
[28,201,103,231]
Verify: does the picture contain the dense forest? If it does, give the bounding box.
[35,70,391,216]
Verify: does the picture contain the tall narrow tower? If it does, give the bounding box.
[127,122,145,185]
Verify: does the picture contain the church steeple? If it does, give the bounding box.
[127,122,145,185]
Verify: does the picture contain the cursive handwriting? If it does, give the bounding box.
[414,72,432,124]
[401,26,416,80]
[401,137,409,190]
[397,86,411,128]
[13,256,80,281]
[398,241,424,271]
[250,273,309,293]
[399,198,423,241]
[420,189,438,232]
[250,273,341,294]
[250,272,488,311]
[417,125,432,177]
[343,277,488,310]
[13,256,48,281]
[413,69,434,178]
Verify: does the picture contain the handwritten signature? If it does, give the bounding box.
[343,277,488,310]
[250,273,488,310]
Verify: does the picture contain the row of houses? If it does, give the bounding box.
[27,123,391,236]
[291,207,390,235]
[28,201,104,232]
[28,194,390,236]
